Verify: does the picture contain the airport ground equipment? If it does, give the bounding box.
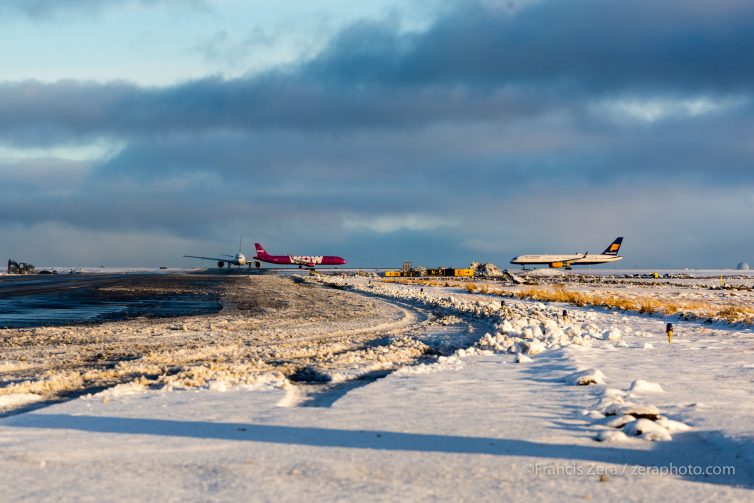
[384,267,474,278]
[426,268,474,277]
[385,270,417,278]
[7,260,35,274]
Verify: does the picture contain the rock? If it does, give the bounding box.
[470,262,503,277]
[607,403,661,420]
[565,368,607,385]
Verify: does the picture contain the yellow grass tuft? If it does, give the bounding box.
[514,286,751,324]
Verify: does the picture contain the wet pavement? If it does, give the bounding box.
[0,274,222,328]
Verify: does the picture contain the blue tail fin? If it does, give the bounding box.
[602,237,623,255]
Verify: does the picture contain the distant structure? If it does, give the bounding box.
[737,262,750,271]
[7,259,35,275]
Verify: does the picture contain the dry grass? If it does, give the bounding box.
[714,306,754,324]
[383,278,754,325]
[463,282,513,296]
[515,286,753,324]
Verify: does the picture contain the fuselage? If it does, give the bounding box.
[254,243,346,268]
[510,253,623,267]
[254,254,347,267]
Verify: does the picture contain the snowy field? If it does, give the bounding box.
[0,274,752,501]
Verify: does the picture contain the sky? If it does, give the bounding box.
[1,0,753,269]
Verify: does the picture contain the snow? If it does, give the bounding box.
[595,430,630,443]
[0,274,753,500]
[656,417,692,433]
[623,419,673,442]
[630,380,666,394]
[0,392,42,410]
[566,368,607,386]
[527,268,567,277]
[515,353,533,363]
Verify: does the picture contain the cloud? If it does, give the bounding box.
[2,1,754,143]
[343,214,454,233]
[2,0,754,267]
[0,0,206,20]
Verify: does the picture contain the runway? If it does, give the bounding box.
[0,274,222,328]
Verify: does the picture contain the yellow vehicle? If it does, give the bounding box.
[385,268,473,278]
[427,268,475,277]
[384,270,420,277]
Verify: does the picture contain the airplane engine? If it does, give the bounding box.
[549,262,565,269]
[255,261,261,268]
[217,261,225,268]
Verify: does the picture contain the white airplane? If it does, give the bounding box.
[510,237,624,270]
[184,238,252,268]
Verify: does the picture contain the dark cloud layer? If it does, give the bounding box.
[1,0,754,267]
[2,1,754,140]
[311,0,754,93]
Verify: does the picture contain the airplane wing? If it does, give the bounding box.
[183,255,225,262]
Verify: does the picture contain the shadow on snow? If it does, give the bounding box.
[5,413,752,488]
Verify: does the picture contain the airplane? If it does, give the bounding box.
[184,238,252,268]
[253,243,347,269]
[510,237,624,270]
[184,240,348,269]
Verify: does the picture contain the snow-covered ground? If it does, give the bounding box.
[0,275,752,501]
[394,269,754,325]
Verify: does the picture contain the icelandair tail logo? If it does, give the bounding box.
[602,237,623,255]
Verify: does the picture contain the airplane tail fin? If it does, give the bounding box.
[254,243,270,257]
[602,237,624,255]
